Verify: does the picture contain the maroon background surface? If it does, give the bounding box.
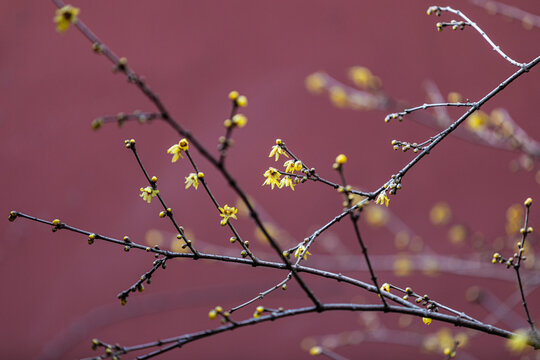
[2,1,539,359]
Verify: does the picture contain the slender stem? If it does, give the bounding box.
[437,6,526,67]
[229,273,292,313]
[218,102,238,166]
[11,211,421,310]
[387,102,476,119]
[86,303,516,359]
[393,56,540,184]
[129,143,199,256]
[117,257,168,304]
[184,151,259,262]
[514,204,536,332]
[337,166,388,308]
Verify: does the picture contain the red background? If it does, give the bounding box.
[2,0,539,359]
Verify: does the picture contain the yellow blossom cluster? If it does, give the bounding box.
[264,140,301,191]
[228,90,248,108]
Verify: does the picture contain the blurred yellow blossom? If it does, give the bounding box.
[447,92,462,103]
[329,86,348,107]
[305,73,326,94]
[309,346,322,356]
[393,255,413,277]
[466,111,488,132]
[506,329,530,353]
[365,206,388,227]
[348,66,380,89]
[448,224,467,244]
[430,202,452,225]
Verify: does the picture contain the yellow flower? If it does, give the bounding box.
[506,329,530,353]
[54,5,80,33]
[284,160,303,173]
[269,140,288,161]
[294,245,311,260]
[232,114,248,127]
[279,175,295,191]
[228,90,239,100]
[167,139,189,162]
[236,95,248,107]
[283,160,295,173]
[185,173,199,190]
[380,283,391,293]
[423,317,432,325]
[335,154,347,165]
[263,167,282,189]
[219,205,238,226]
[375,191,390,207]
[140,186,159,203]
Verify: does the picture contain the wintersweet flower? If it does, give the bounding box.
[219,205,238,226]
[185,173,199,190]
[284,160,303,174]
[422,317,432,325]
[232,114,247,127]
[283,160,295,173]
[140,186,159,203]
[375,191,390,207]
[294,245,311,260]
[380,283,391,293]
[268,139,288,161]
[279,176,295,191]
[335,154,347,165]
[167,139,189,162]
[263,167,282,189]
[54,5,80,33]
